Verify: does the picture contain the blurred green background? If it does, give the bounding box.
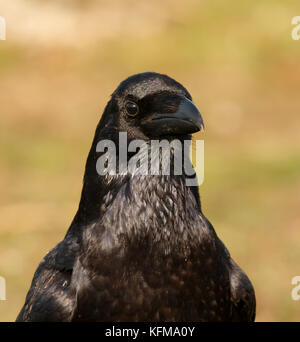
[0,0,300,321]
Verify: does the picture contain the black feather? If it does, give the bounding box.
[17,72,255,322]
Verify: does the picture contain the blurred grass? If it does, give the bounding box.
[0,0,300,321]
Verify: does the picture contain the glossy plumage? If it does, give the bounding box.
[17,72,255,322]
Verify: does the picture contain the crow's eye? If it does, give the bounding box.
[125,101,139,116]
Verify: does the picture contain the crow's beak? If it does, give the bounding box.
[142,96,204,136]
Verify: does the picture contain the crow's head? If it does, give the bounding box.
[79,73,204,222]
[97,72,204,141]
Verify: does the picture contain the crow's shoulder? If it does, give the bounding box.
[229,258,256,321]
[16,235,79,322]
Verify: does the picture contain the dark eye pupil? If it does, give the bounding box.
[126,102,138,116]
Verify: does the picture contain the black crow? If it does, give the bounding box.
[17,72,255,322]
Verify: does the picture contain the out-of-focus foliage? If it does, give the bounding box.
[0,0,300,321]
